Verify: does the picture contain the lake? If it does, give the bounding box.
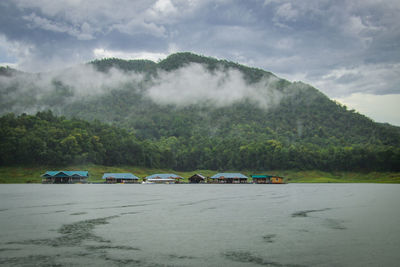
[0,184,399,266]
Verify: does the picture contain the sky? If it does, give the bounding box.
[0,0,399,125]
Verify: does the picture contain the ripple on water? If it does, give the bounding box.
[54,215,119,246]
[168,254,197,260]
[0,248,21,252]
[86,245,141,251]
[291,208,346,230]
[94,204,150,210]
[1,215,147,266]
[0,254,61,267]
[21,202,76,209]
[223,251,305,267]
[323,218,347,230]
[6,215,119,247]
[291,208,331,218]
[262,234,277,243]
[70,212,88,215]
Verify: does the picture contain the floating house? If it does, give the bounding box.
[42,171,88,184]
[252,175,272,184]
[270,176,285,184]
[188,174,206,183]
[144,173,183,184]
[251,174,285,184]
[102,173,140,184]
[210,173,248,184]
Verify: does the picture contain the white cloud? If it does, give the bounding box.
[0,62,18,68]
[263,0,284,6]
[151,0,178,16]
[146,63,283,108]
[15,0,169,39]
[14,0,203,39]
[274,37,295,50]
[275,3,299,21]
[23,13,95,40]
[310,63,400,97]
[335,93,400,126]
[0,62,287,115]
[113,18,166,37]
[0,34,34,68]
[93,48,168,62]
[0,63,145,113]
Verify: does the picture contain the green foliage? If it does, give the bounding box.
[0,111,169,168]
[157,52,275,83]
[0,66,19,77]
[90,58,157,74]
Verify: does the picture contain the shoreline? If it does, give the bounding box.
[1,165,399,184]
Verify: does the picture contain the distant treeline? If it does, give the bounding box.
[0,112,399,172]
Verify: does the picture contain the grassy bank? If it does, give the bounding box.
[0,165,399,183]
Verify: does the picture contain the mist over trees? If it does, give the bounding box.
[1,53,400,172]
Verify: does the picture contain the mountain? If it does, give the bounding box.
[0,53,399,171]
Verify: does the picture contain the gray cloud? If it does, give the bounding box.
[0,0,399,101]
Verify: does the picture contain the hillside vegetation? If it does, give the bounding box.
[1,53,400,174]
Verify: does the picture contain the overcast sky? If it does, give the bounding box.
[1,0,399,125]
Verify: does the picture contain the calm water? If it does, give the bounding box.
[0,184,399,266]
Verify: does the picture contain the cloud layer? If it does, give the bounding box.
[0,62,287,115]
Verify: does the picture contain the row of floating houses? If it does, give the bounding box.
[41,171,285,184]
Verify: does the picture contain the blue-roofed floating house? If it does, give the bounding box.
[144,173,183,184]
[102,173,140,184]
[42,171,89,184]
[210,173,248,184]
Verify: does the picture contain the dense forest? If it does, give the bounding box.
[0,111,399,171]
[1,53,400,171]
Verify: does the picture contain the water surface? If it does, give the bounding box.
[0,184,399,266]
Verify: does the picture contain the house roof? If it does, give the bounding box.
[210,173,248,179]
[102,173,139,180]
[251,175,273,179]
[147,178,175,182]
[42,171,89,177]
[189,174,206,179]
[145,173,183,180]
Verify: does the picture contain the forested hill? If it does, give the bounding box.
[0,52,399,171]
[90,52,276,83]
[84,53,400,147]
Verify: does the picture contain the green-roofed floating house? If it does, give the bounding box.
[251,174,285,184]
[144,174,183,184]
[210,173,248,184]
[42,171,89,184]
[102,173,140,184]
[251,175,272,184]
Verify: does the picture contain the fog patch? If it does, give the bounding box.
[0,64,144,114]
[0,62,296,115]
[146,63,284,109]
